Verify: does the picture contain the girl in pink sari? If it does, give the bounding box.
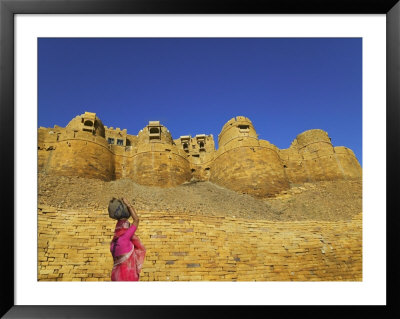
[110,198,146,281]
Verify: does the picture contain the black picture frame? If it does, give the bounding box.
[1,0,399,318]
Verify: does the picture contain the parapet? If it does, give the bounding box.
[105,126,128,147]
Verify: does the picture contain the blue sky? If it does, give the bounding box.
[38,38,362,165]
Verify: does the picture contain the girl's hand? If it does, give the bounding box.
[121,197,130,207]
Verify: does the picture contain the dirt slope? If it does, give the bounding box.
[38,173,362,221]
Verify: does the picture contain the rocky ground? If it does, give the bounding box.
[38,173,362,221]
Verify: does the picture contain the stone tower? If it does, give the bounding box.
[209,116,289,197]
[279,129,362,184]
[38,112,115,181]
[129,121,191,187]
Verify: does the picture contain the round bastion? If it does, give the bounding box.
[295,129,346,182]
[210,116,289,197]
[218,116,258,148]
[129,121,191,187]
[45,112,115,181]
[295,129,333,152]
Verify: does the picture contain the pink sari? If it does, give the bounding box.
[110,221,146,281]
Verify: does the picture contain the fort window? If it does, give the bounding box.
[117,139,124,146]
[198,141,205,151]
[126,139,131,146]
[192,154,199,158]
[196,135,206,151]
[180,136,191,151]
[84,120,94,127]
[148,125,161,141]
[108,138,115,144]
[238,125,250,133]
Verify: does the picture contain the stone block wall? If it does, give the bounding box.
[173,134,216,181]
[334,147,362,179]
[38,207,362,281]
[209,117,289,197]
[279,148,310,184]
[210,145,289,197]
[280,129,362,185]
[129,150,191,187]
[38,130,115,181]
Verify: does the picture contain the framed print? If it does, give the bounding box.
[1,0,399,318]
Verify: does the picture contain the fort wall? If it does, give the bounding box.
[129,150,191,187]
[334,146,363,179]
[280,130,362,185]
[210,117,289,197]
[38,112,362,197]
[129,122,192,186]
[38,128,115,180]
[38,206,362,281]
[295,129,342,181]
[173,134,215,181]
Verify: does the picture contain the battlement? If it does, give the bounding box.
[38,112,362,197]
[104,126,128,147]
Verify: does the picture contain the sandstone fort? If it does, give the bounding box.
[38,112,361,198]
[38,112,362,282]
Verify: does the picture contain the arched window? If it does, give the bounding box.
[150,127,159,134]
[84,120,93,127]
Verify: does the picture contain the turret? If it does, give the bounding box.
[66,112,106,138]
[218,116,258,148]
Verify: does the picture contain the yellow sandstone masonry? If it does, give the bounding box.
[38,207,362,281]
[38,113,362,198]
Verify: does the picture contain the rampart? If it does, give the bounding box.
[38,206,362,281]
[38,112,362,197]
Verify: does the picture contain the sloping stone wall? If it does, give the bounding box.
[38,207,362,281]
